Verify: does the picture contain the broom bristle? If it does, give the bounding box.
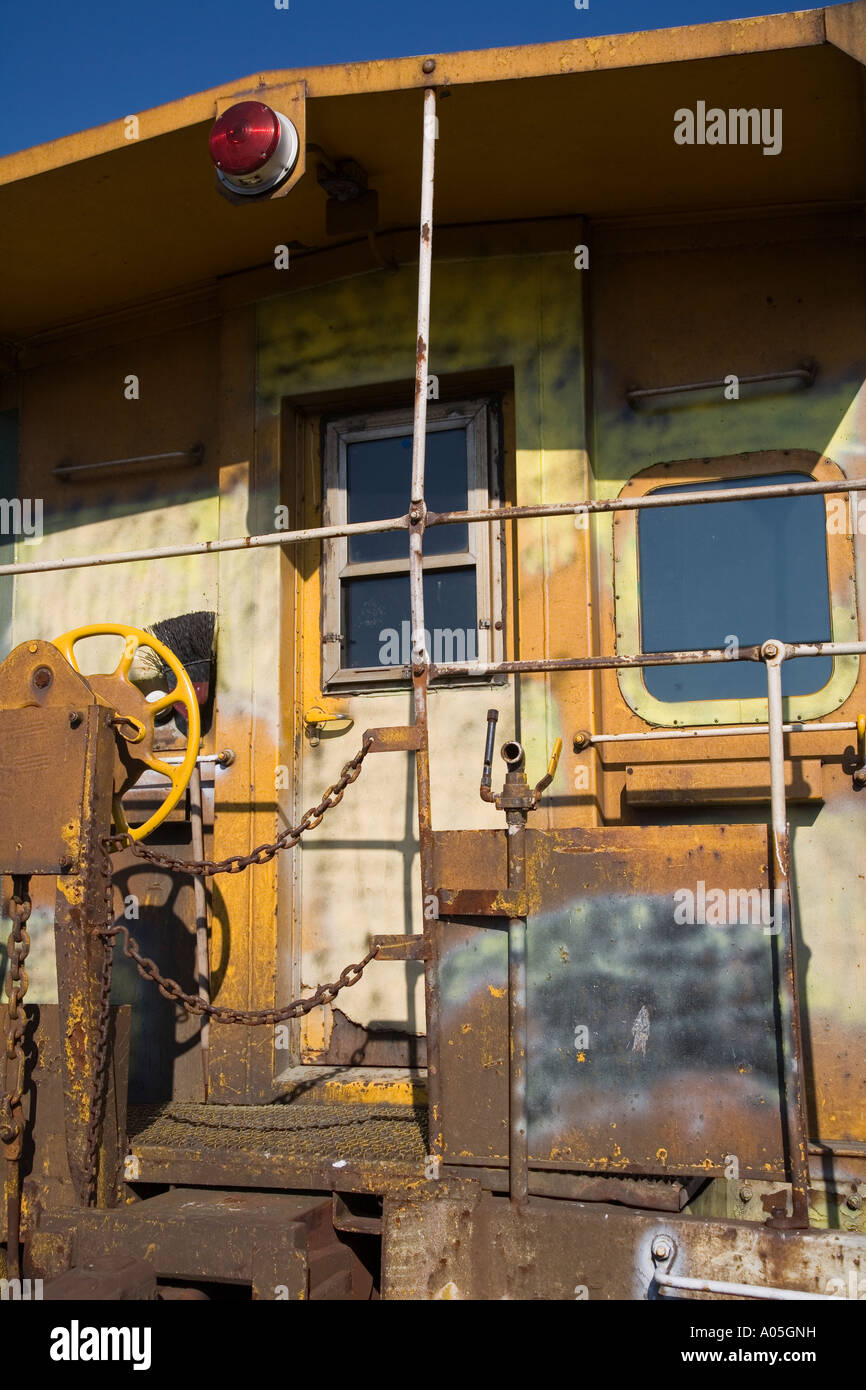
[144,611,217,690]
[148,611,217,665]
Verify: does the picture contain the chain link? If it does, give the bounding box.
[96,737,380,1026]
[1,877,31,1154]
[102,738,374,876]
[105,925,379,1026]
[2,876,31,1281]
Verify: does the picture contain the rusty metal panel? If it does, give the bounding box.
[435,824,786,1178]
[0,1005,130,1246]
[43,1256,158,1300]
[382,1190,866,1301]
[32,1189,327,1298]
[0,707,94,874]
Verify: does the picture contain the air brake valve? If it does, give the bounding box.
[479,707,562,813]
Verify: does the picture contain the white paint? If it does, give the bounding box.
[631,1005,650,1056]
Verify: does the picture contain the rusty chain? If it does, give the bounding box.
[102,737,374,876]
[104,927,380,1026]
[2,875,31,1278]
[94,737,380,1027]
[1,877,31,1153]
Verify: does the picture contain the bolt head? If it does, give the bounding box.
[846,1193,862,1212]
[68,710,82,728]
[739,1186,754,1203]
[422,58,436,74]
[651,1236,673,1262]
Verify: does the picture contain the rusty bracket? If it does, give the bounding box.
[363,724,424,753]
[434,888,528,917]
[372,934,430,961]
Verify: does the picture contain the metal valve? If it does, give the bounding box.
[479,708,562,812]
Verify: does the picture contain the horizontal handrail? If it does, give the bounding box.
[1,475,864,579]
[654,1272,837,1301]
[627,361,816,406]
[573,720,858,749]
[430,640,866,680]
[431,473,864,525]
[53,445,204,479]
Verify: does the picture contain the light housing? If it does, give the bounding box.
[209,101,300,197]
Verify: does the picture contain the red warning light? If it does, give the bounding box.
[209,102,281,177]
[209,101,300,197]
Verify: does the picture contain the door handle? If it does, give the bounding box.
[303,704,354,745]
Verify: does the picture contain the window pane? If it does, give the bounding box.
[347,428,470,563]
[638,473,832,701]
[344,567,478,669]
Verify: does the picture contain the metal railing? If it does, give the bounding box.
[2,472,865,579]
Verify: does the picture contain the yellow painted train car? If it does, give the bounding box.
[1,2,865,1300]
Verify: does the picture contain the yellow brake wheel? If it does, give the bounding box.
[53,622,201,842]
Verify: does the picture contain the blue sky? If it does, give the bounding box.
[0,1,848,157]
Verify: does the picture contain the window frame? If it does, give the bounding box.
[613,450,859,726]
[321,398,504,687]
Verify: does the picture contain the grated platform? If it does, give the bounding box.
[128,1100,429,1165]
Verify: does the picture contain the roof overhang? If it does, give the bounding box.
[2,3,866,343]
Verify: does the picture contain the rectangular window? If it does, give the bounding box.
[322,400,503,684]
[637,472,832,702]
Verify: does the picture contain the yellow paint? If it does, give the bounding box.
[0,10,824,187]
[2,7,864,1194]
[309,1075,430,1105]
[53,621,200,839]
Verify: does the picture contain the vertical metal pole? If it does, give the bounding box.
[506,812,529,1203]
[189,766,210,1099]
[763,640,811,1227]
[410,88,441,1153]
[408,88,436,678]
[410,87,437,521]
[53,705,117,1205]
